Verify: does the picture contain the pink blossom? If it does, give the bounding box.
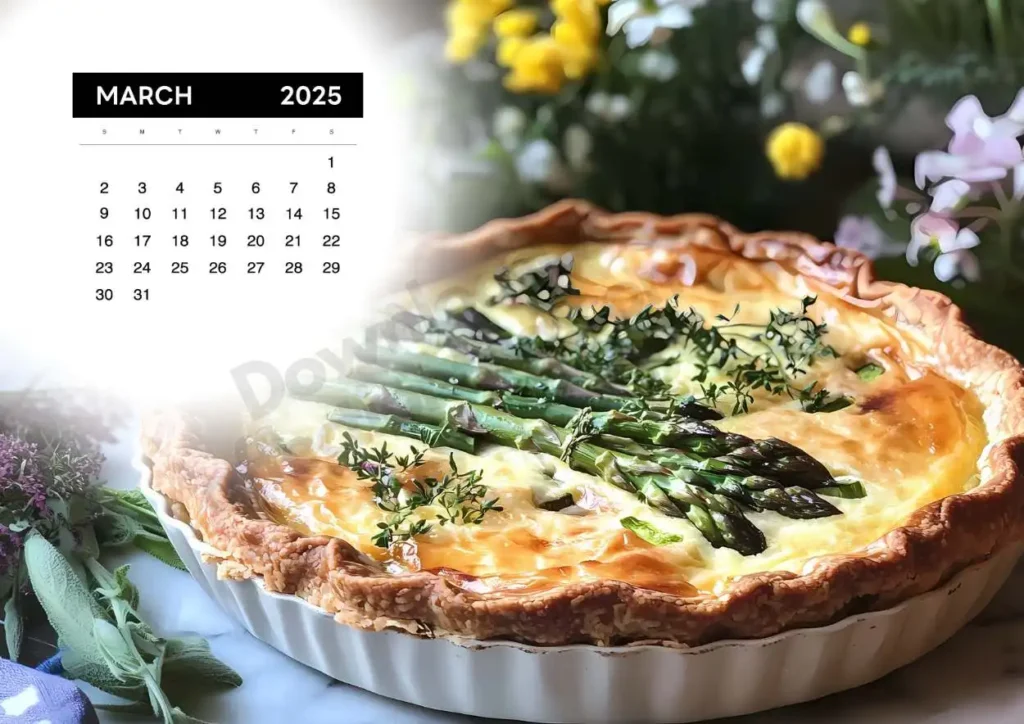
[834,215,904,258]
[915,91,1024,188]
[907,212,979,265]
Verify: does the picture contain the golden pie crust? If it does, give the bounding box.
[143,201,1024,646]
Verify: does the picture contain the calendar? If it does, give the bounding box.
[73,73,366,309]
[0,0,410,400]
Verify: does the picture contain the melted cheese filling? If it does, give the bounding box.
[251,242,988,596]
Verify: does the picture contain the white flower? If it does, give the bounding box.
[564,124,593,172]
[933,249,981,283]
[755,24,778,52]
[586,92,633,122]
[872,147,896,209]
[741,22,781,86]
[752,0,778,22]
[1016,162,1024,199]
[842,71,883,107]
[493,106,527,151]
[761,92,785,118]
[803,59,835,104]
[515,139,564,186]
[741,46,768,85]
[929,179,972,214]
[637,49,679,80]
[607,0,706,48]
[834,215,905,259]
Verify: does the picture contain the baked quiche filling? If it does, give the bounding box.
[245,242,987,597]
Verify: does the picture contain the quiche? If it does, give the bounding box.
[144,201,1024,646]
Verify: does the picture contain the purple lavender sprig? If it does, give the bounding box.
[0,390,117,580]
[0,434,49,516]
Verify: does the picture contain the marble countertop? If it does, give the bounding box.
[77,436,1024,723]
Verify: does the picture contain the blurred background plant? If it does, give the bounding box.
[386,0,1024,355]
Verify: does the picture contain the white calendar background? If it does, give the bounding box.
[0,0,409,403]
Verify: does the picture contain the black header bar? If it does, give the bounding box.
[73,73,364,118]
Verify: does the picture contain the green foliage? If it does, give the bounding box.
[23,534,240,724]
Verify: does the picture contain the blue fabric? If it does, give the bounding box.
[0,657,97,724]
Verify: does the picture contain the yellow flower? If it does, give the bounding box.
[503,35,567,94]
[446,29,486,62]
[847,21,871,47]
[550,0,603,79]
[497,36,528,67]
[766,123,824,180]
[494,8,538,38]
[445,0,514,63]
[552,20,599,78]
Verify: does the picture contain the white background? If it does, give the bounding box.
[0,0,406,405]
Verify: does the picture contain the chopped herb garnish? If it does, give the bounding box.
[337,433,501,548]
[816,480,867,499]
[511,295,847,415]
[620,516,684,546]
[856,363,885,381]
[491,253,580,311]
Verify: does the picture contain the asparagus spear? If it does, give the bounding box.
[304,379,767,554]
[376,308,727,418]
[326,407,477,454]
[356,343,642,411]
[588,431,843,517]
[400,325,634,396]
[347,362,502,406]
[325,366,854,510]
[501,395,838,487]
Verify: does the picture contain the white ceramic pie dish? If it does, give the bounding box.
[136,451,1024,722]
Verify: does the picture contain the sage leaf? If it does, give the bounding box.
[23,533,103,661]
[172,708,215,724]
[135,537,187,571]
[96,511,142,547]
[93,618,142,680]
[3,591,23,661]
[79,523,100,560]
[63,649,147,701]
[162,637,243,696]
[620,516,684,546]
[113,564,141,610]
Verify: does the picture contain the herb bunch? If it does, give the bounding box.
[0,387,240,722]
[336,433,501,549]
[684,297,851,415]
[503,288,848,415]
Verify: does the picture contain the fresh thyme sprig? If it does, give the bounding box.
[491,253,580,311]
[528,295,849,415]
[684,297,850,414]
[336,433,501,548]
